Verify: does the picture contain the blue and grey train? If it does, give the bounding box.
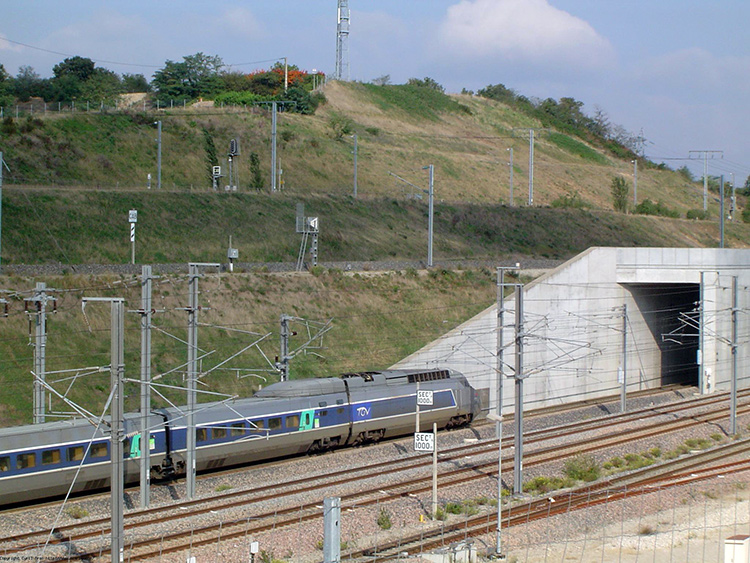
[0,368,482,506]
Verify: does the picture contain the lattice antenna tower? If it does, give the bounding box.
[335,0,350,81]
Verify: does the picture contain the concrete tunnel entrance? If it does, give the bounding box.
[625,283,701,388]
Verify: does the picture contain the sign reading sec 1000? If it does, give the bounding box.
[413,432,435,452]
[417,390,434,406]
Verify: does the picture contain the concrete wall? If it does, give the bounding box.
[393,248,750,414]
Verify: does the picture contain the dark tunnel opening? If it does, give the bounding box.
[624,283,700,387]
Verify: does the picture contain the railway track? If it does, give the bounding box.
[2,387,745,562]
[0,384,688,518]
[352,437,750,561]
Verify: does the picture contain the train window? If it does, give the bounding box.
[67,446,84,462]
[90,443,108,458]
[42,449,61,465]
[337,408,344,415]
[268,417,282,430]
[197,428,208,442]
[211,427,227,440]
[285,415,299,429]
[250,419,265,430]
[320,410,328,417]
[16,453,36,470]
[0,456,9,472]
[230,423,245,437]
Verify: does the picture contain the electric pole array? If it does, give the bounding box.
[0,151,9,274]
[512,284,525,494]
[425,164,434,267]
[279,314,292,381]
[276,315,332,380]
[351,133,358,198]
[512,128,550,206]
[185,262,220,499]
[27,282,55,424]
[138,265,153,507]
[689,150,723,211]
[621,304,628,413]
[335,0,350,81]
[507,148,514,206]
[81,297,125,563]
[271,102,278,192]
[154,121,162,191]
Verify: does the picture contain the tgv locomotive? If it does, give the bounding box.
[0,368,481,506]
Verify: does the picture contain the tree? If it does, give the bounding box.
[477,83,516,104]
[122,73,150,93]
[79,68,122,103]
[406,77,444,92]
[47,74,82,102]
[282,86,320,115]
[611,176,629,212]
[677,166,694,182]
[12,66,42,101]
[53,56,96,82]
[202,128,219,188]
[0,64,13,108]
[249,152,263,190]
[152,53,224,102]
[372,74,390,86]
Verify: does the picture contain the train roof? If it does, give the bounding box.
[254,377,346,398]
[254,368,458,399]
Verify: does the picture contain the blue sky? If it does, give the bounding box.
[1,0,748,182]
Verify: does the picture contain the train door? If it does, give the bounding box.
[299,409,316,430]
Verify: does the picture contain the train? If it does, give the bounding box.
[0,368,482,506]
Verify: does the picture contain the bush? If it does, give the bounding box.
[687,209,709,220]
[742,207,750,224]
[611,176,629,212]
[523,475,572,494]
[65,505,89,519]
[563,454,600,482]
[551,191,590,209]
[377,508,392,530]
[445,502,463,515]
[328,112,354,139]
[635,199,680,218]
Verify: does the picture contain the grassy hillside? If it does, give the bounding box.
[1,81,745,219]
[3,189,748,266]
[1,80,748,428]
[0,268,500,426]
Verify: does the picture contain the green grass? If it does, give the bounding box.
[1,190,695,266]
[0,268,498,425]
[359,83,471,122]
[549,132,610,164]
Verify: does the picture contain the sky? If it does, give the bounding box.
[1,0,748,183]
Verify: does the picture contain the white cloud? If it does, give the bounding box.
[437,0,614,72]
[0,33,24,53]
